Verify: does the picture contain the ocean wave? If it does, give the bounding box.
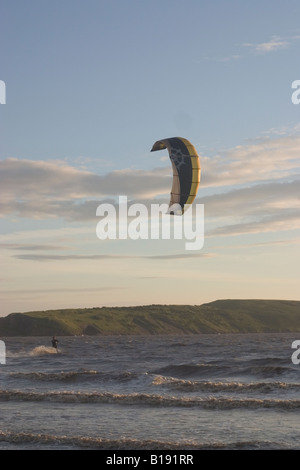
[9,370,137,384]
[247,365,291,377]
[0,430,199,450]
[2,389,300,410]
[152,361,294,380]
[151,375,300,393]
[152,363,220,378]
[10,370,98,382]
[0,430,292,450]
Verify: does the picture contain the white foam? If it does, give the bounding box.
[29,346,58,356]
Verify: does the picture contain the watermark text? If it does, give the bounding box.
[0,80,6,104]
[96,196,204,251]
[0,340,6,364]
[291,80,300,105]
[291,340,300,364]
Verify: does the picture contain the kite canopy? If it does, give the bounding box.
[151,137,201,214]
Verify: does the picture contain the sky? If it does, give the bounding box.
[0,0,299,316]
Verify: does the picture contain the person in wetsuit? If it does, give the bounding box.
[51,336,58,349]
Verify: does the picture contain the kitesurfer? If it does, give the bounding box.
[51,336,58,349]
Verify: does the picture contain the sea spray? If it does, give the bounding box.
[30,346,58,356]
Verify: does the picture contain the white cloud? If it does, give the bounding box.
[205,34,300,62]
[202,180,300,215]
[202,135,300,187]
[2,134,300,210]
[202,179,300,239]
[209,208,300,237]
[1,133,299,240]
[11,252,216,262]
[243,35,290,53]
[0,158,170,202]
[0,158,171,219]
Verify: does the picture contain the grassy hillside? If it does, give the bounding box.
[0,300,300,336]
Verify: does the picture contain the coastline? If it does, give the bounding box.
[1,299,300,336]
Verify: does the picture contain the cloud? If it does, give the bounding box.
[2,134,300,210]
[247,238,300,248]
[12,252,216,262]
[0,158,92,200]
[261,123,300,137]
[13,253,137,261]
[0,287,120,295]
[1,133,299,240]
[0,158,171,220]
[203,179,300,237]
[143,253,216,260]
[209,208,300,237]
[202,135,300,187]
[202,180,300,217]
[204,35,300,62]
[243,35,290,53]
[0,158,170,201]
[243,34,300,54]
[0,243,69,251]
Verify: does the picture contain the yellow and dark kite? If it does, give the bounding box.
[151,137,201,214]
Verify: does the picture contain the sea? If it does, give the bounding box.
[0,333,300,453]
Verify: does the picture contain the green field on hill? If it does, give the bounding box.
[1,300,300,336]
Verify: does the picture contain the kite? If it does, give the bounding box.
[151,137,200,214]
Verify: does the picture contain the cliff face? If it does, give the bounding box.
[0,300,300,336]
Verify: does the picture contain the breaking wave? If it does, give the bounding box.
[1,389,300,410]
[151,375,300,393]
[0,430,292,450]
[152,359,295,380]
